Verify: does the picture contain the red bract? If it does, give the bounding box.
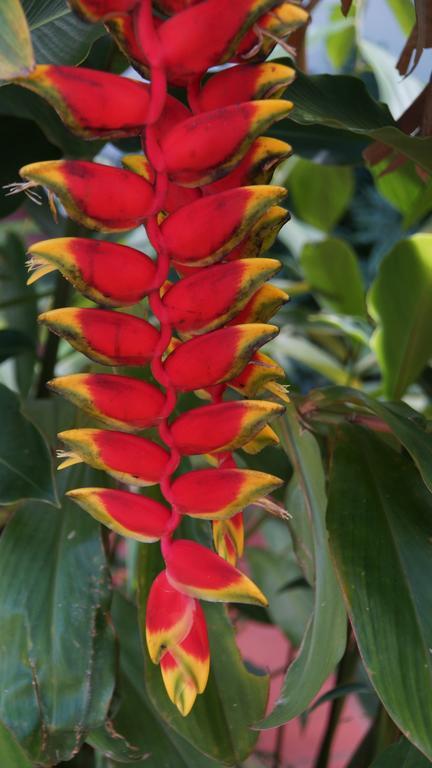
[20,0,306,716]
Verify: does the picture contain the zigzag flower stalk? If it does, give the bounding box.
[11,0,308,716]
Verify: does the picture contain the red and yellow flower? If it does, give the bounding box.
[13,0,306,715]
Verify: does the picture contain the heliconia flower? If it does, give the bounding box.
[203,137,292,194]
[162,257,281,336]
[226,205,290,261]
[27,238,156,306]
[165,539,268,605]
[19,160,154,232]
[164,323,278,390]
[242,424,280,454]
[161,185,286,266]
[229,283,289,324]
[236,2,309,61]
[170,400,284,455]
[121,154,200,214]
[57,428,169,486]
[69,0,137,22]
[146,571,209,716]
[39,307,159,366]
[170,467,282,519]
[161,100,293,187]
[155,0,202,13]
[48,374,165,431]
[136,0,284,85]
[160,603,209,716]
[67,487,171,542]
[229,350,287,398]
[213,512,245,565]
[17,66,152,140]
[198,62,295,111]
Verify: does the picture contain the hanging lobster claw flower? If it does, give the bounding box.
[48,374,165,431]
[236,2,309,61]
[226,204,289,261]
[165,539,268,605]
[121,154,200,213]
[161,100,292,187]
[229,350,287,398]
[39,307,159,366]
[230,283,289,324]
[18,161,155,231]
[161,185,286,266]
[198,62,295,111]
[204,137,292,193]
[146,571,210,716]
[213,512,245,565]
[58,429,169,486]
[171,400,284,455]
[242,424,280,453]
[160,602,209,716]
[67,487,171,542]
[16,66,152,140]
[137,0,283,85]
[69,0,137,22]
[165,323,278,390]
[155,0,202,13]
[162,258,281,337]
[27,238,156,306]
[171,467,282,519]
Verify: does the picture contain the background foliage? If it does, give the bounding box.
[0,0,432,766]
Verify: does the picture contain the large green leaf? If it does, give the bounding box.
[89,593,223,768]
[137,541,268,765]
[326,4,356,69]
[302,386,432,494]
[0,0,34,79]
[0,461,116,765]
[0,383,56,505]
[300,238,365,316]
[259,406,346,728]
[368,234,432,398]
[386,0,416,34]
[328,427,432,760]
[371,738,432,767]
[288,159,354,232]
[0,723,32,767]
[281,67,432,174]
[23,0,104,66]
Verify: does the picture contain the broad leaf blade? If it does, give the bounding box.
[0,463,116,765]
[371,738,432,767]
[300,238,365,316]
[0,0,34,79]
[23,0,104,66]
[0,724,32,767]
[328,427,432,760]
[288,159,354,232]
[0,383,56,505]
[368,234,432,398]
[259,406,346,728]
[137,543,268,764]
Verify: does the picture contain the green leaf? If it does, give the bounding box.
[0,723,32,767]
[0,0,34,79]
[371,738,432,767]
[276,333,361,386]
[89,593,223,768]
[288,158,354,231]
[386,0,416,34]
[368,234,432,398]
[303,386,432,494]
[0,233,37,393]
[328,427,432,760]
[283,67,432,174]
[137,542,268,764]
[23,0,104,66]
[0,383,56,505]
[247,546,313,646]
[326,4,356,69]
[371,159,426,219]
[0,462,116,765]
[300,238,365,316]
[259,407,346,728]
